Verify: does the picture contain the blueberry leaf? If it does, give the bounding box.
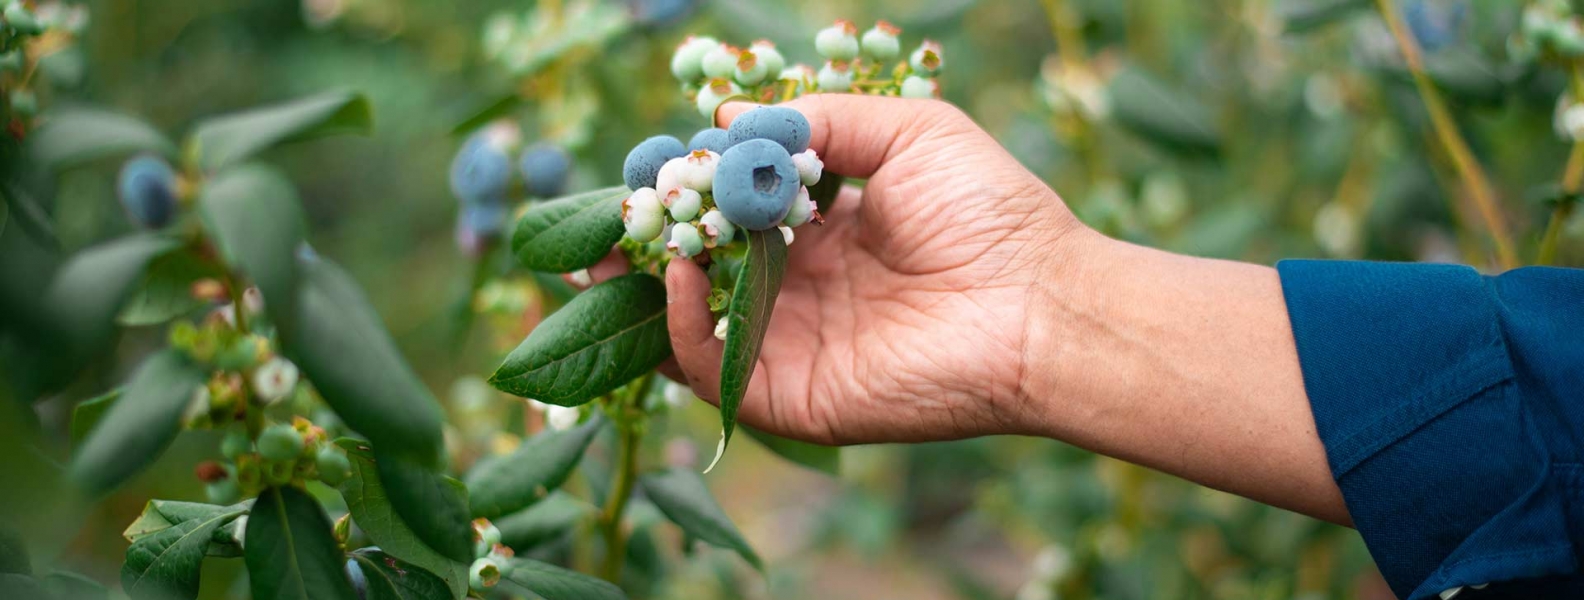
[716,228,787,461]
[44,234,183,369]
[122,500,252,558]
[336,440,469,600]
[1108,68,1222,159]
[370,447,474,566]
[244,486,359,600]
[281,257,446,468]
[190,90,372,171]
[510,185,630,273]
[638,468,762,571]
[489,273,671,406]
[743,425,839,476]
[449,93,524,137]
[465,416,604,519]
[68,389,120,452]
[118,249,228,326]
[40,570,107,600]
[25,108,177,170]
[68,349,207,495]
[348,548,451,600]
[197,165,306,327]
[496,558,627,600]
[120,501,245,600]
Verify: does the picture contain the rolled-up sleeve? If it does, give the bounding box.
[1277,260,1584,600]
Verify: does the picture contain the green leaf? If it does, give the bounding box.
[807,173,845,214]
[26,108,176,170]
[336,440,469,600]
[494,492,596,551]
[44,234,182,362]
[120,502,245,600]
[1279,0,1370,34]
[465,417,603,519]
[497,558,627,600]
[69,389,120,451]
[0,527,29,575]
[197,165,306,324]
[0,176,58,249]
[743,425,839,476]
[244,486,359,600]
[639,468,761,570]
[450,93,524,136]
[489,274,671,406]
[68,349,207,494]
[41,571,108,600]
[1108,68,1222,159]
[372,447,474,565]
[118,249,228,326]
[190,91,372,171]
[282,257,446,467]
[0,574,45,600]
[122,500,252,558]
[510,185,629,273]
[349,548,451,600]
[717,229,787,455]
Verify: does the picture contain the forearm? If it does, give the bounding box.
[1019,228,1350,525]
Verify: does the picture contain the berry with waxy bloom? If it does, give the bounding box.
[519,142,571,198]
[733,47,769,86]
[861,21,902,61]
[450,122,520,202]
[701,43,740,80]
[671,35,719,82]
[622,187,665,242]
[791,148,823,186]
[622,135,687,190]
[817,60,854,92]
[689,127,731,153]
[815,20,860,61]
[665,187,703,222]
[699,210,736,248]
[713,138,801,230]
[749,40,785,75]
[726,105,811,155]
[911,40,944,76]
[346,560,368,598]
[668,222,705,258]
[696,78,742,119]
[117,154,180,229]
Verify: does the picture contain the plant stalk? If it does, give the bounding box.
[1539,65,1584,265]
[597,375,652,582]
[1374,0,1519,270]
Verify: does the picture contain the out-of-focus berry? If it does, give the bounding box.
[205,476,242,505]
[689,127,731,153]
[733,48,770,86]
[668,222,705,258]
[8,88,35,116]
[627,0,701,30]
[258,423,306,462]
[701,44,740,80]
[3,4,42,35]
[222,428,252,460]
[455,201,510,258]
[749,40,785,75]
[251,357,300,405]
[316,447,352,486]
[623,135,687,190]
[545,405,581,431]
[815,20,860,61]
[713,138,800,230]
[117,154,180,229]
[450,122,520,203]
[696,78,742,120]
[622,187,666,242]
[671,36,719,82]
[726,106,811,155]
[861,21,902,61]
[901,75,939,99]
[817,61,854,92]
[519,143,571,198]
[699,210,735,248]
[910,40,943,76]
[346,559,368,599]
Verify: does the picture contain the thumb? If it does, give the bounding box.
[715,94,949,178]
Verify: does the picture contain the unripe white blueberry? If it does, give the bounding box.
[1562,103,1584,142]
[251,357,299,405]
[910,40,944,76]
[665,188,703,222]
[699,210,736,248]
[671,36,719,82]
[545,404,580,431]
[663,381,695,409]
[469,557,501,591]
[696,78,742,119]
[861,21,902,61]
[677,150,719,192]
[655,156,687,195]
[622,187,665,242]
[701,44,740,80]
[779,225,795,246]
[749,40,785,75]
[525,399,550,414]
[815,20,860,61]
[817,61,854,92]
[901,75,939,99]
[714,316,729,341]
[733,48,770,86]
[782,187,815,227]
[668,222,705,258]
[791,149,823,186]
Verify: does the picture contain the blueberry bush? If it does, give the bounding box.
[2,1,1582,599]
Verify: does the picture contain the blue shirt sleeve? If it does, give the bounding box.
[1277,260,1584,600]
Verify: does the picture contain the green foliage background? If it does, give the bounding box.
[9,0,1581,598]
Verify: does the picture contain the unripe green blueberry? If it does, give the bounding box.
[665,188,703,222]
[315,447,352,486]
[668,222,705,258]
[701,44,740,80]
[258,423,305,462]
[696,78,742,120]
[749,40,785,75]
[472,518,502,558]
[861,21,902,61]
[699,210,735,248]
[221,428,252,461]
[671,36,719,82]
[263,459,295,486]
[814,20,860,61]
[734,48,770,86]
[782,186,815,227]
[622,187,665,242]
[910,40,943,76]
[469,557,501,591]
[817,61,853,93]
[205,476,242,505]
[658,149,718,193]
[901,75,939,99]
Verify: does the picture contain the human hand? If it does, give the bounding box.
[663,94,1081,444]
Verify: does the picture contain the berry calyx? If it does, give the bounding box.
[910,40,944,76]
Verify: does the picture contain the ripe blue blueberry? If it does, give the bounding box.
[726,106,811,155]
[713,138,800,230]
[817,61,853,92]
[450,125,518,203]
[861,21,902,61]
[671,36,719,82]
[749,40,785,76]
[910,40,943,76]
[667,222,704,258]
[701,44,740,80]
[689,127,731,153]
[622,135,687,190]
[117,154,179,229]
[519,143,571,198]
[901,75,938,99]
[695,78,741,120]
[814,20,860,61]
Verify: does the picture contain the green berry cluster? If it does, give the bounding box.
[1516,0,1584,61]
[202,417,351,504]
[467,518,514,593]
[671,19,945,118]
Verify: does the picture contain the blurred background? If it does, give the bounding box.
[13,0,1584,598]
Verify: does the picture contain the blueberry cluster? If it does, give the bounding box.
[670,20,945,118]
[2,1,89,122]
[620,106,824,257]
[201,417,352,504]
[450,121,574,257]
[465,518,515,593]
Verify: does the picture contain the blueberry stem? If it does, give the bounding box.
[1540,62,1584,265]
